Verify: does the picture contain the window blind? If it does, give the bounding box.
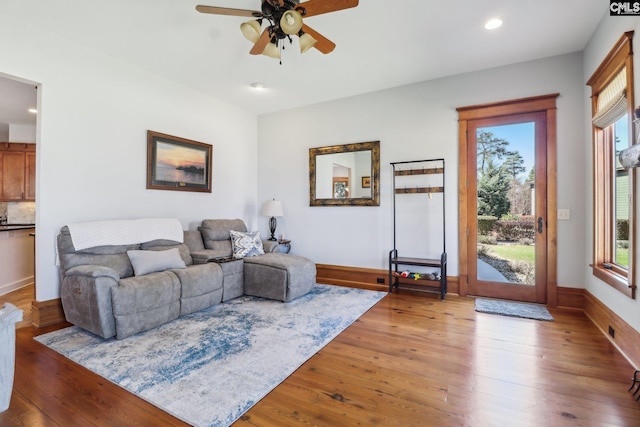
[593,67,628,129]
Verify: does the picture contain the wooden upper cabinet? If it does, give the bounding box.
[25,151,36,200]
[2,151,26,200]
[0,143,36,201]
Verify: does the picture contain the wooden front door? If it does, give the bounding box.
[457,95,558,305]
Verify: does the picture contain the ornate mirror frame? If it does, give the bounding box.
[309,140,380,206]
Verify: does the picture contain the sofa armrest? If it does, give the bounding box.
[65,264,121,282]
[61,265,120,338]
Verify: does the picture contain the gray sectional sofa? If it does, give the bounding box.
[57,219,316,339]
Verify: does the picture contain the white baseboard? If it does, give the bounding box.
[0,277,34,296]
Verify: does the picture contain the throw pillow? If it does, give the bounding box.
[229,230,265,258]
[127,248,187,276]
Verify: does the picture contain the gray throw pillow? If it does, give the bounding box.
[229,230,265,258]
[127,248,187,276]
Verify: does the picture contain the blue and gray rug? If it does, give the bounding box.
[475,298,554,321]
[35,284,386,427]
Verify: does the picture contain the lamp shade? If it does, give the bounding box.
[262,42,281,59]
[262,200,284,217]
[280,10,303,35]
[299,33,317,53]
[240,20,262,43]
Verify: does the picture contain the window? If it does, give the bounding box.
[587,31,636,299]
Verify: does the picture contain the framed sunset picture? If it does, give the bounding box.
[146,130,212,192]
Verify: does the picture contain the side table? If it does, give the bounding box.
[263,239,291,254]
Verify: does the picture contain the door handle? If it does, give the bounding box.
[537,216,544,233]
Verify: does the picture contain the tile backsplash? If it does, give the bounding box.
[3,201,35,224]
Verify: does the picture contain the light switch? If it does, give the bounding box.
[558,209,570,220]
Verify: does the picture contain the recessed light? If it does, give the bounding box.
[484,18,503,30]
[28,108,37,114]
[250,82,265,90]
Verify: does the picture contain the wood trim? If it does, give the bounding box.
[586,31,634,90]
[31,298,65,328]
[456,94,560,121]
[316,264,387,291]
[546,106,558,307]
[315,264,459,295]
[0,142,36,152]
[458,119,469,296]
[556,286,585,310]
[583,291,640,369]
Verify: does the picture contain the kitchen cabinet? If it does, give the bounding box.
[25,151,36,200]
[0,143,36,202]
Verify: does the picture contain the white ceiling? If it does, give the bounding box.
[1,0,605,123]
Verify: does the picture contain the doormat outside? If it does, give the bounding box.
[475,298,554,321]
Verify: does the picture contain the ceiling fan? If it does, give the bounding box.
[196,0,359,60]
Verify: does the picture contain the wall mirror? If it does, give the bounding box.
[309,140,380,206]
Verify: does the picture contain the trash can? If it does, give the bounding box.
[0,303,23,413]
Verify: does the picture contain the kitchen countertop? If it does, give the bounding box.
[0,224,35,232]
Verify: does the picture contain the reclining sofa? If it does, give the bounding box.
[58,218,316,339]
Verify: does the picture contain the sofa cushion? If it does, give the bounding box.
[172,263,223,315]
[230,230,265,258]
[127,248,187,276]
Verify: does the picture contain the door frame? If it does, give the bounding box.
[457,94,559,307]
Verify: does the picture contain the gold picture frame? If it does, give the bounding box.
[362,176,371,188]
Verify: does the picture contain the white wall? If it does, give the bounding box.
[0,14,258,301]
[9,124,36,142]
[583,16,640,332]
[258,52,586,285]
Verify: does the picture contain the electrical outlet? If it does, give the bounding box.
[608,325,615,338]
[558,209,571,220]
[376,278,385,284]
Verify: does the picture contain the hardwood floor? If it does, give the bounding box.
[1,291,639,426]
[1,283,33,329]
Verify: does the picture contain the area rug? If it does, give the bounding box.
[475,298,554,321]
[35,284,386,427]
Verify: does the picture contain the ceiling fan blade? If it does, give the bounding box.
[195,5,260,17]
[298,0,359,17]
[301,24,335,54]
[250,28,272,55]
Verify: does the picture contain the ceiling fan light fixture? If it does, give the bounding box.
[299,32,317,53]
[280,10,303,35]
[240,20,262,43]
[263,42,281,59]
